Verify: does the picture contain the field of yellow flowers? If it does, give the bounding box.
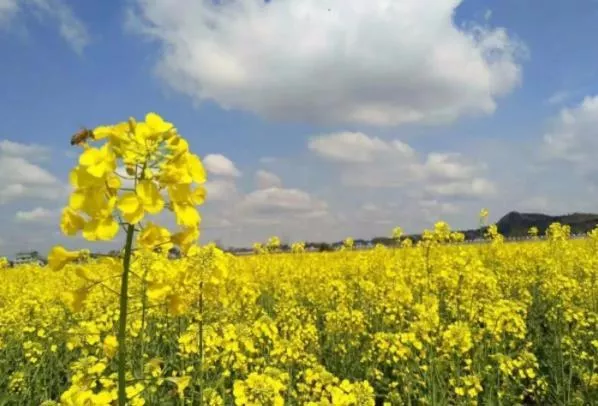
[0,223,597,405]
[0,113,597,405]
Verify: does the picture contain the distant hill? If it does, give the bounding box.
[495,211,598,237]
[361,211,598,249]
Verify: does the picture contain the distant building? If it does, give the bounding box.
[13,251,45,266]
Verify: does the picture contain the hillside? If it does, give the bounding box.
[356,211,598,250]
[495,211,598,237]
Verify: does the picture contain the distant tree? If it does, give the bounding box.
[318,243,333,252]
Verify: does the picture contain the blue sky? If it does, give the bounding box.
[1,0,598,256]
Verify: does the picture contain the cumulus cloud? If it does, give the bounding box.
[546,91,571,106]
[0,0,18,25]
[0,184,65,203]
[0,155,58,185]
[205,179,238,201]
[424,178,496,199]
[424,153,477,181]
[0,0,89,53]
[203,154,241,177]
[0,140,64,204]
[348,198,463,236]
[237,187,328,222]
[418,199,461,223]
[0,140,50,160]
[354,203,395,226]
[255,170,282,189]
[308,132,413,163]
[129,0,525,127]
[542,95,598,174]
[15,207,57,223]
[309,131,496,199]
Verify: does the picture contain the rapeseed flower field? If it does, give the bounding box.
[0,113,597,405]
[1,224,598,405]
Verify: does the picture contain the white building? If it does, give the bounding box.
[13,251,45,266]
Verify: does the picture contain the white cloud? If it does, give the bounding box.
[129,0,525,127]
[354,203,395,226]
[0,141,65,204]
[309,132,413,163]
[0,0,18,24]
[0,0,89,53]
[0,184,65,203]
[0,155,58,185]
[202,217,234,230]
[15,207,57,223]
[418,199,461,223]
[424,153,476,181]
[205,179,238,201]
[0,139,49,160]
[542,95,598,174]
[546,91,570,106]
[203,154,241,177]
[424,178,496,198]
[255,170,282,189]
[310,131,496,199]
[238,187,328,221]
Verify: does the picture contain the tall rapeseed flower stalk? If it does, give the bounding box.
[479,208,489,239]
[47,113,207,406]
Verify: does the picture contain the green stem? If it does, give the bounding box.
[118,224,136,406]
[198,279,204,406]
[139,265,149,378]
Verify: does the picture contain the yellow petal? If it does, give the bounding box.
[79,148,101,167]
[122,205,144,225]
[86,162,109,178]
[191,186,207,205]
[96,217,119,240]
[60,208,85,236]
[103,335,118,359]
[146,112,173,133]
[134,122,152,142]
[138,222,171,249]
[48,246,80,271]
[68,191,86,211]
[92,125,113,140]
[117,193,141,214]
[167,136,189,155]
[74,266,96,281]
[136,180,164,214]
[106,173,121,190]
[171,227,199,253]
[67,288,88,312]
[168,184,191,204]
[166,295,188,316]
[70,166,103,188]
[186,154,206,184]
[146,282,172,302]
[173,204,200,227]
[82,219,100,241]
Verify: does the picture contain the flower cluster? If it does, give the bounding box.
[54,112,206,269]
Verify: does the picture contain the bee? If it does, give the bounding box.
[70,127,95,146]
